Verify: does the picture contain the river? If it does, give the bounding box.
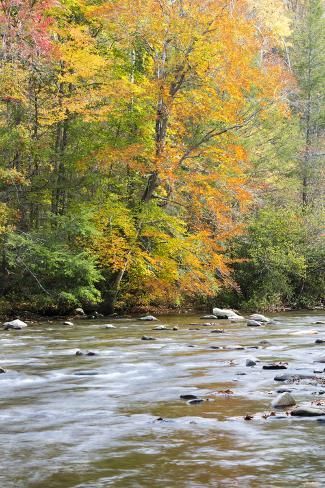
[0,312,325,487]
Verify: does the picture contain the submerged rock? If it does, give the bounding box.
[152,325,168,330]
[63,321,74,326]
[315,339,325,344]
[172,326,179,331]
[200,315,219,320]
[104,324,116,329]
[291,330,318,336]
[3,319,28,330]
[272,392,296,408]
[315,321,325,325]
[315,356,325,363]
[0,367,6,374]
[141,335,156,341]
[247,320,262,327]
[291,407,325,417]
[139,315,158,321]
[210,329,224,334]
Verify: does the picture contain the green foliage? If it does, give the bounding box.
[1,231,102,313]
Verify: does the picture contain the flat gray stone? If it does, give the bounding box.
[291,407,325,417]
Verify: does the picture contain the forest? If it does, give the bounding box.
[0,0,324,316]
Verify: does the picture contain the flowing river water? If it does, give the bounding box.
[1,312,325,488]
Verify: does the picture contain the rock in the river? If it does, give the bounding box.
[263,363,287,370]
[152,325,168,330]
[104,324,116,329]
[212,307,243,319]
[315,356,325,363]
[291,407,325,417]
[180,394,198,400]
[75,307,86,316]
[274,373,315,382]
[172,326,179,331]
[315,321,325,325]
[63,321,74,326]
[247,320,262,327]
[210,329,224,334]
[291,330,318,336]
[272,392,296,408]
[3,319,28,330]
[139,315,158,321]
[246,359,257,367]
[315,339,325,344]
[229,315,245,322]
[76,350,97,356]
[141,335,156,341]
[201,315,219,320]
[0,367,6,374]
[259,340,271,346]
[249,314,270,323]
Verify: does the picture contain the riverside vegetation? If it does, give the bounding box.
[0,0,324,317]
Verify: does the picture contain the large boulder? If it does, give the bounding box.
[3,319,28,330]
[213,307,244,320]
[272,392,296,408]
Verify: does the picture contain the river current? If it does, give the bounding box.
[0,312,325,487]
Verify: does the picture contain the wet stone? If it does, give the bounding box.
[247,320,262,327]
[141,336,156,341]
[180,394,198,400]
[272,392,296,408]
[315,339,325,344]
[0,367,6,374]
[263,363,287,370]
[291,407,325,417]
[246,359,256,367]
[139,315,158,321]
[187,399,204,405]
[274,373,315,382]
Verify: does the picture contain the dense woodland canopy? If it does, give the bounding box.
[0,0,323,315]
